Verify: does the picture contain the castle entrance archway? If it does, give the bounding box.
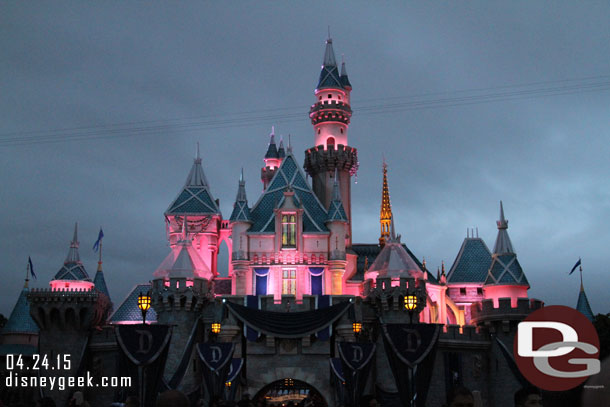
[253,378,328,407]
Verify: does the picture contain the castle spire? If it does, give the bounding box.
[379,159,393,246]
[317,35,343,90]
[493,201,514,254]
[230,169,252,222]
[576,261,594,321]
[65,222,81,264]
[265,126,278,159]
[326,169,347,222]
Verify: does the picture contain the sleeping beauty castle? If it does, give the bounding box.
[0,37,595,407]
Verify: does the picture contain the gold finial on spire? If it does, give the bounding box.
[379,158,392,246]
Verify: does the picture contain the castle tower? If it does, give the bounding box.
[379,160,392,246]
[304,36,357,245]
[483,202,529,306]
[28,224,107,406]
[92,231,113,321]
[229,169,252,295]
[152,220,212,392]
[261,127,283,189]
[165,145,222,275]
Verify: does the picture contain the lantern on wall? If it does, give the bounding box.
[211,322,221,334]
[352,322,362,334]
[404,295,417,311]
[137,291,151,324]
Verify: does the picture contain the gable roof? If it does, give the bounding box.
[109,283,157,324]
[447,238,492,283]
[1,287,39,335]
[249,154,329,233]
[166,155,220,216]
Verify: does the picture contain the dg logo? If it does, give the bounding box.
[514,305,600,391]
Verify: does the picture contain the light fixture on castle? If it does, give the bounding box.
[352,322,362,334]
[404,295,417,311]
[211,322,221,334]
[138,291,151,324]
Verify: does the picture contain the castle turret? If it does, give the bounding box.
[379,160,392,246]
[49,223,95,291]
[304,36,357,245]
[152,219,211,391]
[165,144,222,275]
[28,224,107,406]
[483,202,529,307]
[230,169,252,295]
[261,127,283,189]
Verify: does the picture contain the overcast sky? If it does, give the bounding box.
[1,1,608,317]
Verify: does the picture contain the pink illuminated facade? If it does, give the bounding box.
[151,37,532,329]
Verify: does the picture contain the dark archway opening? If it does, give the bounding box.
[253,378,327,407]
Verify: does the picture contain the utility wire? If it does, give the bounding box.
[1,76,609,147]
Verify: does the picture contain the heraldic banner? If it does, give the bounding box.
[382,324,441,407]
[116,324,173,407]
[197,342,235,402]
[338,342,376,407]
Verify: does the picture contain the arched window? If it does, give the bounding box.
[281,214,296,248]
[327,137,335,148]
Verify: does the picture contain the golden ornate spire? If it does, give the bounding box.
[379,159,393,246]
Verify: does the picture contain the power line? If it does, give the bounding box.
[1,76,609,147]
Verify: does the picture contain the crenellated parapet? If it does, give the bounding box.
[309,100,352,126]
[366,276,427,322]
[151,277,210,313]
[28,287,106,330]
[470,297,543,334]
[303,144,358,175]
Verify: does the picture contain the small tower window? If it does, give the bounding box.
[282,214,296,248]
[327,137,335,148]
[338,95,341,100]
[477,287,483,295]
[318,129,321,134]
[328,94,332,98]
[340,128,343,134]
[460,288,466,295]
[319,96,322,100]
[282,269,296,295]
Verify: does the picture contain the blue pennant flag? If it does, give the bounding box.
[28,256,36,280]
[93,228,104,252]
[569,258,581,275]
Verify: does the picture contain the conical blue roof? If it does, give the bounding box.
[54,223,91,281]
[317,38,344,90]
[2,287,39,335]
[576,287,594,322]
[250,154,328,233]
[230,171,251,222]
[93,268,111,301]
[447,238,492,283]
[166,153,220,216]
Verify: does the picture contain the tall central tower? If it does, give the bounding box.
[304,36,358,245]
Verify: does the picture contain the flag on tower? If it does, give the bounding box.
[569,258,581,275]
[93,228,104,252]
[28,256,36,280]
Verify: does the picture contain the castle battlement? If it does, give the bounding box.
[28,287,99,301]
[471,297,543,325]
[303,144,358,173]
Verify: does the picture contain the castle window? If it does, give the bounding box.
[282,269,296,295]
[282,214,296,248]
[318,129,321,135]
[460,288,466,295]
[327,137,335,148]
[340,128,343,134]
[328,94,332,98]
[477,287,483,295]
